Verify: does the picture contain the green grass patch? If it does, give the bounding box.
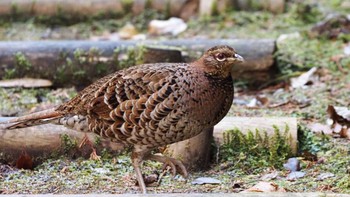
[219,126,292,174]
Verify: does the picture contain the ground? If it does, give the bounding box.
[0,0,350,194]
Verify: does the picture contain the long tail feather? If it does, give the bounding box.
[0,108,63,130]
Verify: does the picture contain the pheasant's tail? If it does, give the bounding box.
[0,108,63,130]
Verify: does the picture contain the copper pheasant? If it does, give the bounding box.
[2,45,243,193]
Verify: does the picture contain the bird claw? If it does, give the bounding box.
[90,149,101,161]
[147,154,188,178]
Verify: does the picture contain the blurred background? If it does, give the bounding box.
[1,0,350,194]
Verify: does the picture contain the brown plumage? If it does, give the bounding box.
[2,45,244,193]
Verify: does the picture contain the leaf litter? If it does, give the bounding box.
[1,0,350,194]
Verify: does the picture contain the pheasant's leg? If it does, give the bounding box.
[79,133,100,160]
[145,154,188,178]
[131,150,148,194]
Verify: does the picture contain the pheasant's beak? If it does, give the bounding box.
[227,54,244,64]
[234,54,244,63]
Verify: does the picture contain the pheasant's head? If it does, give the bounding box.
[197,45,244,78]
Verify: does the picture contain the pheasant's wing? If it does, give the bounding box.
[56,64,185,142]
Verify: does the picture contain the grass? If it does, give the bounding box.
[219,127,292,174]
[1,0,350,194]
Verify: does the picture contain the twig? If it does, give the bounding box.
[157,166,171,185]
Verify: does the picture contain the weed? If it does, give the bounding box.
[220,126,292,174]
[60,134,77,154]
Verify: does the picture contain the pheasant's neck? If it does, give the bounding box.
[184,70,234,128]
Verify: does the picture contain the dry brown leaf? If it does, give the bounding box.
[328,105,350,124]
[333,122,343,133]
[308,123,333,135]
[311,14,350,39]
[242,181,285,193]
[327,105,350,139]
[16,150,33,170]
[261,171,279,181]
[256,95,269,106]
[290,67,317,89]
[340,127,350,139]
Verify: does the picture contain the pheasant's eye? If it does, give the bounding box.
[215,53,226,61]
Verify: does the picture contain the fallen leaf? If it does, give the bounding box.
[290,67,317,89]
[268,101,290,108]
[16,150,33,170]
[340,127,350,139]
[327,105,350,139]
[261,171,279,181]
[191,177,221,185]
[286,171,306,181]
[333,122,343,133]
[256,95,269,106]
[311,14,350,39]
[233,99,248,106]
[135,172,159,187]
[0,164,14,175]
[144,173,159,186]
[328,105,350,124]
[316,172,335,181]
[301,151,318,161]
[308,123,333,135]
[242,181,285,192]
[246,98,259,108]
[283,158,301,172]
[0,78,52,88]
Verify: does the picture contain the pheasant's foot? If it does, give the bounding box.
[79,133,100,160]
[90,148,101,161]
[78,134,88,148]
[145,154,188,178]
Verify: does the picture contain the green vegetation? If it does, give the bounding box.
[0,87,76,116]
[276,36,349,75]
[60,134,78,155]
[220,126,292,174]
[1,0,350,194]
[3,52,32,79]
[298,125,330,155]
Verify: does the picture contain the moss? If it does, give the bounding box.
[121,0,134,13]
[220,126,292,174]
[55,64,69,85]
[94,136,101,146]
[289,2,322,24]
[8,52,33,78]
[54,47,111,86]
[298,125,330,155]
[3,68,16,79]
[276,35,349,76]
[10,2,19,19]
[113,46,146,69]
[73,48,86,64]
[164,0,171,18]
[60,134,78,154]
[211,0,219,16]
